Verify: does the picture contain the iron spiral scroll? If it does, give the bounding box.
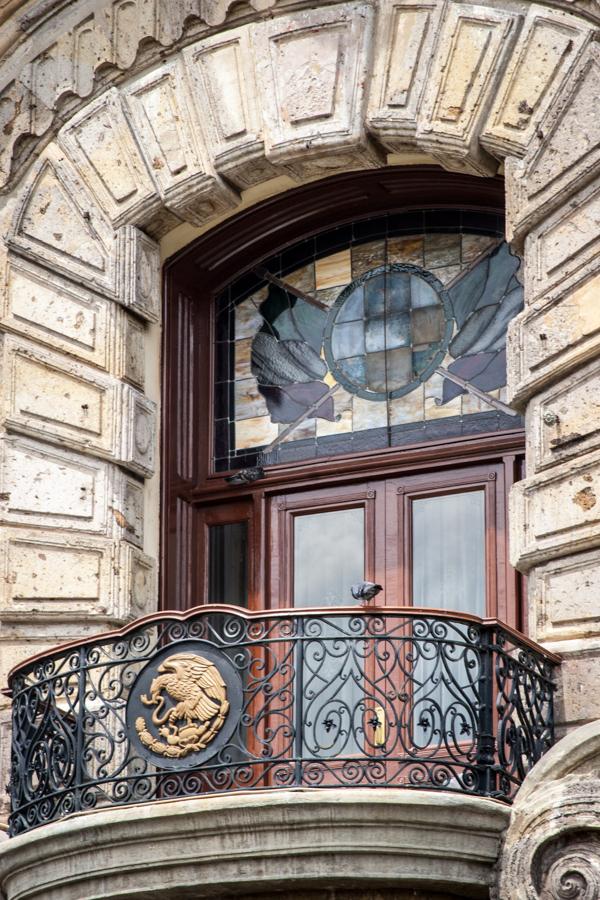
[6,606,559,836]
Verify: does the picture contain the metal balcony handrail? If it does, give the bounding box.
[5,605,559,836]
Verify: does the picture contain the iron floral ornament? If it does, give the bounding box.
[128,641,243,768]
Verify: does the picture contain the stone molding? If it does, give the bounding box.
[0,789,510,900]
[0,1,597,205]
[0,1,595,237]
[495,720,600,900]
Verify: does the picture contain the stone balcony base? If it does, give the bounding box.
[0,789,509,900]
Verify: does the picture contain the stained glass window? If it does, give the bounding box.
[214,210,522,472]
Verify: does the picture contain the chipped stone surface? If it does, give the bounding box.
[9,149,116,297]
[507,41,600,242]
[416,2,519,176]
[253,3,380,178]
[1,256,113,368]
[511,451,600,570]
[525,356,600,474]
[530,549,600,643]
[59,88,160,227]
[481,6,591,161]
[123,59,239,224]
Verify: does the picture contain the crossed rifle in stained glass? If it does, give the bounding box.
[241,239,522,454]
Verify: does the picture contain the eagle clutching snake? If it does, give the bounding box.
[135,653,230,759]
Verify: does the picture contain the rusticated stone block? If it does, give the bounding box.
[9,150,117,299]
[0,434,111,536]
[0,336,156,478]
[0,335,119,460]
[554,647,600,728]
[0,527,153,625]
[521,178,600,306]
[118,542,156,617]
[123,59,238,226]
[114,309,146,389]
[416,2,519,176]
[1,255,113,369]
[506,41,600,242]
[367,0,443,150]
[119,385,157,479]
[525,356,600,475]
[253,3,382,179]
[183,26,283,190]
[510,450,600,571]
[529,549,600,643]
[115,227,161,324]
[481,6,590,161]
[59,88,161,227]
[508,270,600,408]
[0,529,115,621]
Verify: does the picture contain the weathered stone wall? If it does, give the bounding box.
[0,2,599,891]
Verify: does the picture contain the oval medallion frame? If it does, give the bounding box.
[127,640,243,770]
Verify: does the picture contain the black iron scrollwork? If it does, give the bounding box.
[7,608,558,836]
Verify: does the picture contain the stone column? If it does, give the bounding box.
[506,40,600,732]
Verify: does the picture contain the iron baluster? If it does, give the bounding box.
[476,624,497,797]
[294,616,305,787]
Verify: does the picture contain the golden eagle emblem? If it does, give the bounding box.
[135,652,229,758]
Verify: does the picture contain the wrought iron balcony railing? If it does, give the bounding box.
[5,606,559,836]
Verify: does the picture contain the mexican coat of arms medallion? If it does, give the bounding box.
[135,653,230,759]
[127,641,243,768]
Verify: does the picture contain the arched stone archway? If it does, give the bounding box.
[1,1,600,874]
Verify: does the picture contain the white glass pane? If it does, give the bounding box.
[294,508,365,607]
[412,490,485,616]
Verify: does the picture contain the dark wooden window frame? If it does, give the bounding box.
[162,166,524,621]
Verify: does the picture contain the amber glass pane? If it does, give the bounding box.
[412,491,485,616]
[293,508,364,607]
[208,523,248,607]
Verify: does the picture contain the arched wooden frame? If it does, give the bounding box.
[162,166,524,620]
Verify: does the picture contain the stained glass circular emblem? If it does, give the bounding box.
[324,264,453,400]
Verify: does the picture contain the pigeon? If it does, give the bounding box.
[351,582,383,604]
[225,467,265,485]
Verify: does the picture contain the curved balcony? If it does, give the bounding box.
[5,606,559,837]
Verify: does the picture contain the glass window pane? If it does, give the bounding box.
[208,522,248,607]
[294,508,364,607]
[213,212,520,476]
[412,491,485,616]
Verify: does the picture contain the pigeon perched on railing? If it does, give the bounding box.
[351,582,383,604]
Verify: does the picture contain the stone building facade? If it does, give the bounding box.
[0,0,599,897]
